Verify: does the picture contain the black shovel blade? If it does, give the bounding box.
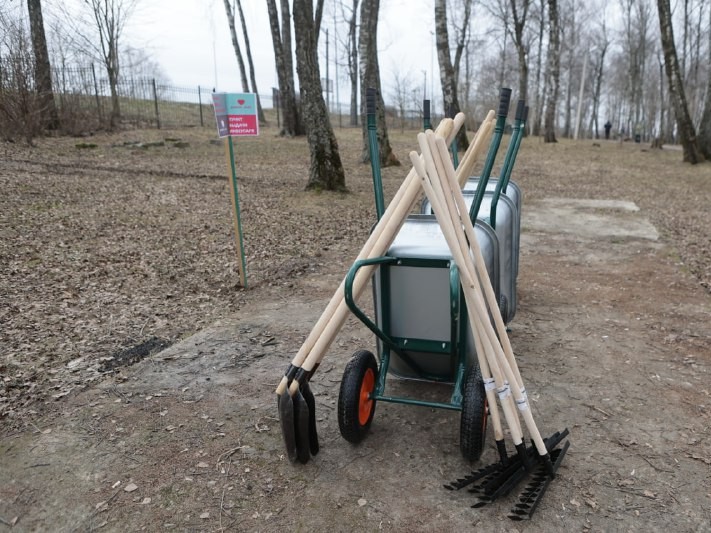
[277,392,298,463]
[292,388,311,464]
[301,382,319,456]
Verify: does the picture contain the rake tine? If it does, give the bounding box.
[444,461,504,491]
[507,440,571,521]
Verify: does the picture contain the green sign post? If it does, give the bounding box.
[211,92,259,288]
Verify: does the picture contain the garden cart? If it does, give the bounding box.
[335,89,512,461]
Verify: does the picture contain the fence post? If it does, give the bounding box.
[152,78,161,129]
[91,63,103,127]
[198,85,204,127]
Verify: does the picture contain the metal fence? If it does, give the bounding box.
[50,65,280,130]
[2,61,424,132]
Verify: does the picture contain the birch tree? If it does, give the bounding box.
[697,3,711,158]
[27,0,58,129]
[434,0,471,150]
[293,0,347,190]
[543,0,561,142]
[359,0,399,166]
[266,0,303,136]
[656,0,703,163]
[224,0,266,124]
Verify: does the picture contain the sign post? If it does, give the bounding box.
[211,92,259,289]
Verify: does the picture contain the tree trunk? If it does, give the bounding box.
[510,0,530,125]
[223,0,250,92]
[27,0,59,129]
[348,0,359,126]
[434,0,470,150]
[696,2,711,158]
[656,0,704,163]
[359,0,399,166]
[543,0,561,142]
[562,35,574,138]
[266,0,303,136]
[235,0,266,124]
[293,0,347,191]
[532,0,545,136]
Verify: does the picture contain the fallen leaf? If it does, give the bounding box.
[200,512,209,519]
[643,490,656,498]
[197,462,209,468]
[570,498,581,507]
[124,483,138,492]
[357,498,367,507]
[95,501,108,512]
[141,497,151,504]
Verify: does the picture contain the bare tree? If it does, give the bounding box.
[509,0,531,109]
[619,0,653,141]
[27,0,58,129]
[223,0,249,92]
[543,0,561,142]
[0,11,44,142]
[266,0,303,136]
[656,0,703,163]
[293,0,347,190]
[697,2,711,158]
[346,0,359,126]
[223,0,266,124]
[434,0,471,150]
[390,68,412,133]
[588,17,610,139]
[359,0,399,166]
[79,0,138,128]
[530,0,546,135]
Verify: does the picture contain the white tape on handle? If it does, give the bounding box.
[484,378,496,392]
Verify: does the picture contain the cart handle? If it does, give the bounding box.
[344,256,400,351]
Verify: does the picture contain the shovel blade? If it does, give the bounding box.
[277,392,298,463]
[301,382,319,456]
[292,388,311,464]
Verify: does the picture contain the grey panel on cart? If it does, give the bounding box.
[388,266,450,341]
[420,194,519,323]
[386,215,499,297]
[374,215,499,380]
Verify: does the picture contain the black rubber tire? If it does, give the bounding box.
[338,350,378,444]
[460,365,488,462]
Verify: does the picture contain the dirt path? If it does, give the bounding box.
[2,195,709,532]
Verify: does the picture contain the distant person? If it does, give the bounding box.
[604,121,612,140]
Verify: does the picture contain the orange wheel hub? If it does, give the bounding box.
[358,368,375,426]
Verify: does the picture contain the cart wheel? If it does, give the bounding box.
[460,366,488,462]
[499,294,509,323]
[338,350,378,444]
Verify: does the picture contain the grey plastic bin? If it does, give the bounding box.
[421,191,519,324]
[373,214,500,380]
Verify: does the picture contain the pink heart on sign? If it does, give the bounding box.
[238,99,245,105]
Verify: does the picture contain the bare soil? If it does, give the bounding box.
[1,124,710,532]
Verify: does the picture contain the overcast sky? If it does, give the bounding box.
[129,0,441,108]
